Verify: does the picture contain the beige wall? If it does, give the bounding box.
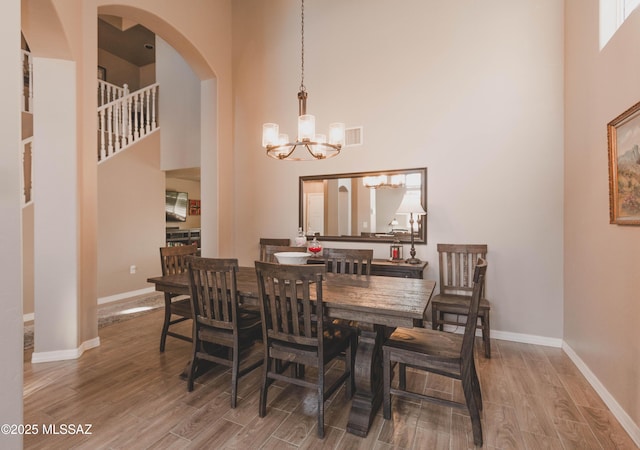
[97,132,165,299]
[232,0,565,339]
[98,47,141,90]
[565,0,640,430]
[22,204,34,316]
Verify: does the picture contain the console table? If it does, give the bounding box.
[370,259,427,279]
[309,258,427,279]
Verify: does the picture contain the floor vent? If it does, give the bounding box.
[344,126,363,147]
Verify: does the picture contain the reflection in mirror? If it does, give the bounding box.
[299,168,427,243]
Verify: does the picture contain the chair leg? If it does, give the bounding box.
[259,356,270,418]
[482,313,491,358]
[187,340,199,392]
[230,344,239,409]
[383,348,392,420]
[471,361,483,411]
[431,306,439,331]
[462,367,483,447]
[160,294,173,352]
[317,370,325,438]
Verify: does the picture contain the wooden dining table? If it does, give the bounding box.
[147,266,435,438]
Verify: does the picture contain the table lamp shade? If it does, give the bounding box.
[396,193,426,216]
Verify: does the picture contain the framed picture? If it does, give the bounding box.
[189,199,201,216]
[98,66,106,81]
[608,100,640,225]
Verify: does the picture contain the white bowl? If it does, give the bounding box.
[274,252,312,265]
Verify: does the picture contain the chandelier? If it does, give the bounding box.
[261,0,345,161]
[363,174,406,189]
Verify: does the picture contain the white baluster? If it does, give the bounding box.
[145,88,151,133]
[113,101,121,152]
[99,109,106,161]
[152,85,157,129]
[135,92,141,139]
[107,105,114,157]
[126,96,133,145]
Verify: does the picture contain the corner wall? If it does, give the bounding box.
[565,0,640,433]
[0,0,23,445]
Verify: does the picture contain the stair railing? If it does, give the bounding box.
[98,80,127,107]
[98,83,159,162]
[22,50,33,113]
[21,137,33,205]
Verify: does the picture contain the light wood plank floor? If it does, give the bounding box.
[23,309,638,449]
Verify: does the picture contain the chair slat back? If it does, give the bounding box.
[322,248,373,275]
[255,261,325,348]
[263,245,308,263]
[437,244,487,296]
[259,238,291,261]
[461,258,487,361]
[186,256,239,331]
[160,244,198,276]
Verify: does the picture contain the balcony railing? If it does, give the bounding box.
[97,83,159,162]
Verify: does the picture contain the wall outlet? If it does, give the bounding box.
[129,265,136,274]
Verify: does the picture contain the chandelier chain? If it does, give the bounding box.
[300,0,306,93]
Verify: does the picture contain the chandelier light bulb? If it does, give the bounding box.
[262,123,279,147]
[298,114,315,141]
[329,123,345,146]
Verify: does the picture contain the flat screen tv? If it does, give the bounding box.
[166,191,188,222]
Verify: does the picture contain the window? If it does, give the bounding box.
[623,0,640,18]
[600,0,640,49]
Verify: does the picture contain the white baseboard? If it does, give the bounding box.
[491,329,563,348]
[443,325,563,348]
[465,328,638,445]
[31,337,101,364]
[562,342,640,448]
[23,312,34,323]
[98,287,156,305]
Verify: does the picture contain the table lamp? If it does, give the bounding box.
[396,192,427,264]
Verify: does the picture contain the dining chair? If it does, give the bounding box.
[185,256,263,407]
[254,261,355,438]
[383,258,487,447]
[430,244,492,358]
[262,244,308,263]
[322,248,373,275]
[158,244,198,352]
[259,238,290,261]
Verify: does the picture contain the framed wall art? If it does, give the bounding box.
[607,100,640,225]
[189,199,201,216]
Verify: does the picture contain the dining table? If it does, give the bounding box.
[147,266,435,438]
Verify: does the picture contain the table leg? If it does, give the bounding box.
[346,323,387,437]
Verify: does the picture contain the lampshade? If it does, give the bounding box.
[396,193,426,215]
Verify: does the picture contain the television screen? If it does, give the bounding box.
[166,191,188,222]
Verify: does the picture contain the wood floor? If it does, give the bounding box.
[23,309,638,449]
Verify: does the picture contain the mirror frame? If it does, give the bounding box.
[299,167,427,244]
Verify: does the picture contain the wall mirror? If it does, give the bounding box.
[299,168,427,243]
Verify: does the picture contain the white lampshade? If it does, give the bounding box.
[396,193,426,215]
[262,123,279,147]
[313,134,326,157]
[298,114,315,141]
[329,122,345,146]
